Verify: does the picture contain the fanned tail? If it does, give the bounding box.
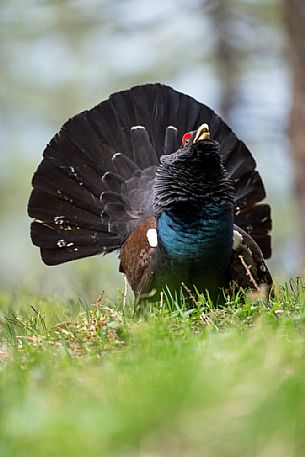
[28,83,271,265]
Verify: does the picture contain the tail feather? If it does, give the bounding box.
[31,221,118,249]
[129,84,171,155]
[32,163,104,215]
[234,171,266,210]
[28,83,272,265]
[235,204,272,259]
[236,204,272,234]
[130,126,158,168]
[44,134,108,196]
[112,153,139,178]
[28,191,109,231]
[41,245,115,266]
[128,87,159,151]
[100,191,124,206]
[164,126,179,155]
[86,102,129,156]
[102,172,125,193]
[222,140,256,179]
[46,122,109,175]
[250,235,272,259]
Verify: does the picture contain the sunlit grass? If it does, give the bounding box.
[1,279,305,456]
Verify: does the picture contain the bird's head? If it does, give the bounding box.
[153,123,234,213]
[160,123,220,168]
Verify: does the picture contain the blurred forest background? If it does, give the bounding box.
[1,0,303,302]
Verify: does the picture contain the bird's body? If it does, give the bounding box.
[28,83,272,303]
[149,136,235,301]
[157,204,233,294]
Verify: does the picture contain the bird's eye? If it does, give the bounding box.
[182,132,192,147]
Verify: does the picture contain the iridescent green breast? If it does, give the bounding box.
[155,203,234,298]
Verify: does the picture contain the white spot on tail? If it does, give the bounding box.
[233,230,243,250]
[167,125,178,131]
[146,228,158,248]
[54,216,65,225]
[57,240,74,248]
[131,125,145,130]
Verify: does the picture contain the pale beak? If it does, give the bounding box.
[193,123,210,143]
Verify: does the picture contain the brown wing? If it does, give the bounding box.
[230,224,273,293]
[119,217,157,300]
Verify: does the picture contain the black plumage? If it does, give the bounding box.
[28,83,272,302]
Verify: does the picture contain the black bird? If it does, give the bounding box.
[28,83,272,303]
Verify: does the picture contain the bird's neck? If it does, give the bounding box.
[157,202,234,270]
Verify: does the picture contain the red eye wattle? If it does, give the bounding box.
[182,132,192,146]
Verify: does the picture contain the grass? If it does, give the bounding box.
[1,279,305,456]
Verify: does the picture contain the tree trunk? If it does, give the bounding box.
[284,1,305,264]
[207,0,240,122]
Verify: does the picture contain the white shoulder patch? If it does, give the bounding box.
[233,230,243,250]
[146,228,158,248]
